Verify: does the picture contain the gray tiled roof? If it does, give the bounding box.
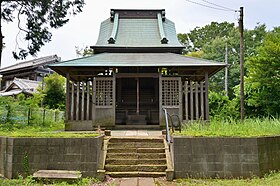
[0,55,60,73]
[0,78,40,96]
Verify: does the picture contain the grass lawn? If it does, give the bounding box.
[0,176,99,186]
[176,118,280,137]
[1,172,280,185]
[0,123,99,138]
[174,171,280,186]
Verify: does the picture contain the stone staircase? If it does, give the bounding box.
[101,137,173,179]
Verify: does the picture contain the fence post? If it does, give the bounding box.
[27,108,31,125]
[42,109,46,126]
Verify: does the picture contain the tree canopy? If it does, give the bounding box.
[0,0,85,67]
[178,22,280,117]
[43,73,66,110]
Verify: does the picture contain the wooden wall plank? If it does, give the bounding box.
[76,82,80,121]
[185,81,189,122]
[190,82,193,120]
[71,83,74,120]
[92,78,96,122]
[66,73,70,121]
[195,82,199,120]
[205,72,209,120]
[81,82,85,120]
[200,81,204,120]
[179,77,183,121]
[86,81,90,120]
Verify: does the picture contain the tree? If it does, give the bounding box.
[246,27,280,116]
[178,22,235,53]
[0,0,85,67]
[178,22,267,98]
[75,46,94,57]
[43,73,66,110]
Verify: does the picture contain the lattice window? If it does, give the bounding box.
[96,79,113,106]
[162,79,179,106]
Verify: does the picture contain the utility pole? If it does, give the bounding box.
[225,42,228,97]
[239,7,245,121]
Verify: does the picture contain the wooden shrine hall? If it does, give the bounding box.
[49,9,225,130]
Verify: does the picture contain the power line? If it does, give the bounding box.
[186,0,237,12]
[201,0,238,12]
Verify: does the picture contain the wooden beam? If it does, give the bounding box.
[116,73,159,78]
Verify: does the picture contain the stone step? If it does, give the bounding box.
[107,147,165,153]
[106,153,166,159]
[33,170,81,180]
[109,137,163,143]
[105,165,167,172]
[108,142,164,148]
[106,171,166,178]
[106,158,167,165]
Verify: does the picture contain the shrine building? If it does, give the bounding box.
[49,9,225,130]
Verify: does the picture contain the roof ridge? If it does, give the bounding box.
[0,55,58,71]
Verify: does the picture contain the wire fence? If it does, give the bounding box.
[0,105,64,126]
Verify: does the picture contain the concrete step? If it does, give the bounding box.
[106,153,166,159]
[106,171,166,178]
[33,170,81,180]
[105,159,167,165]
[105,165,167,172]
[109,137,163,143]
[107,147,165,153]
[108,142,164,148]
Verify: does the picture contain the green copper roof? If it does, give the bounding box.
[92,9,183,53]
[50,53,225,67]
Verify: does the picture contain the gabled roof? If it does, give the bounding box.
[0,78,40,96]
[0,55,60,74]
[91,9,184,53]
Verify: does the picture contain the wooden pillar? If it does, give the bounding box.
[159,74,163,125]
[179,78,183,121]
[200,81,204,120]
[190,81,194,120]
[71,83,74,120]
[136,78,139,115]
[66,73,70,121]
[205,72,209,120]
[195,82,199,120]
[76,82,80,120]
[86,81,90,120]
[81,82,85,120]
[185,81,189,122]
[92,78,96,122]
[113,73,116,124]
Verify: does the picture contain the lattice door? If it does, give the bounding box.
[95,78,113,106]
[161,78,180,107]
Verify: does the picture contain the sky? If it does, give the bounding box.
[1,0,280,68]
